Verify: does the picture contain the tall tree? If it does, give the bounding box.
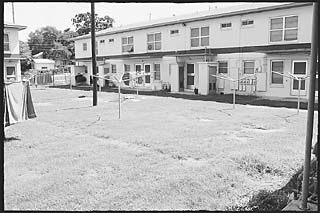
[71,12,114,36]
[19,41,32,72]
[28,26,61,58]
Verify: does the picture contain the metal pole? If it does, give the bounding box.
[70,69,72,90]
[300,2,318,210]
[118,84,121,119]
[297,78,301,114]
[35,71,38,88]
[233,81,236,109]
[91,2,97,106]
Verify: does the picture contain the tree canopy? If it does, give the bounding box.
[71,12,114,36]
[27,26,77,64]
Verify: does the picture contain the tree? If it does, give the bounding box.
[28,26,61,58]
[19,41,32,72]
[71,12,114,36]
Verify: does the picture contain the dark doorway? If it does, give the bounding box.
[179,66,184,91]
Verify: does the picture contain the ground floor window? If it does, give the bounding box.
[187,64,195,88]
[6,66,16,81]
[123,64,130,85]
[154,63,160,80]
[243,61,255,74]
[218,61,228,74]
[271,60,284,84]
[111,64,116,73]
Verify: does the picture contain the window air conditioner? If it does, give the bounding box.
[147,44,153,50]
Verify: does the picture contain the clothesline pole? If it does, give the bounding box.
[233,80,236,109]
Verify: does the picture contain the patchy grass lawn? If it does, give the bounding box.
[4,87,318,211]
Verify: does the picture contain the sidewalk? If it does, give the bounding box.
[49,85,318,111]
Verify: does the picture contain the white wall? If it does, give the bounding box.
[34,63,55,70]
[3,27,20,54]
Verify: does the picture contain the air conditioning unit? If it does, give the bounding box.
[147,44,153,50]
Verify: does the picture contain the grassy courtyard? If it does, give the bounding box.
[4,87,318,210]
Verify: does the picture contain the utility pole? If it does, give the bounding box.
[11,2,15,24]
[91,2,97,106]
[300,2,318,210]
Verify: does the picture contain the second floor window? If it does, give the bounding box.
[241,19,254,26]
[147,32,161,51]
[220,22,232,29]
[4,33,9,51]
[218,62,228,74]
[83,43,87,51]
[270,16,298,42]
[191,26,209,47]
[122,36,134,52]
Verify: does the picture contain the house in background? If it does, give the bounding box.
[31,59,55,71]
[30,52,55,71]
[72,2,318,99]
[4,23,27,82]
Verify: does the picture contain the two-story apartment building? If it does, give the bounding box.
[72,2,318,99]
[4,23,27,82]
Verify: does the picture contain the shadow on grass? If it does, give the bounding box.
[49,85,318,111]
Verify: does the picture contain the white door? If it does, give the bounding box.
[291,60,307,96]
[135,64,143,86]
[144,64,151,86]
[186,64,195,89]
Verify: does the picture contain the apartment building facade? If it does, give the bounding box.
[73,2,318,98]
[4,23,27,82]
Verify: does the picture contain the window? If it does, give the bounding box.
[243,61,255,74]
[41,67,48,70]
[4,33,9,51]
[103,67,109,74]
[95,42,98,55]
[111,64,116,73]
[190,26,209,47]
[218,62,228,74]
[123,64,130,85]
[122,36,134,52]
[241,19,254,26]
[147,32,161,51]
[154,64,160,80]
[6,67,16,80]
[220,22,232,29]
[271,61,284,84]
[100,40,105,43]
[170,29,179,35]
[83,43,87,51]
[270,16,298,42]
[109,39,114,43]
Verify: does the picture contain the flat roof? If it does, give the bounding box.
[4,23,27,31]
[72,2,312,41]
[32,59,55,64]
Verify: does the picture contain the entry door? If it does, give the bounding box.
[187,64,195,89]
[144,64,151,85]
[179,66,184,91]
[291,61,307,96]
[135,64,143,85]
[208,65,217,93]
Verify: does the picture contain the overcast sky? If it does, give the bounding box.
[4,2,255,42]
